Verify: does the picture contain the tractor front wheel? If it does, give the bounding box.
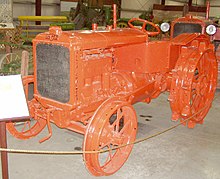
[7,76,46,139]
[83,97,137,176]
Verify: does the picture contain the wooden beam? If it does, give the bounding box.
[61,0,115,5]
[153,4,206,12]
[14,1,59,6]
[153,4,183,11]
[60,0,79,2]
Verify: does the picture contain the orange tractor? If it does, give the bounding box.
[6,7,218,176]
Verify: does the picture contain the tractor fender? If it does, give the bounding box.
[171,33,209,46]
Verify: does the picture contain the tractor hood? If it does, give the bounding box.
[33,26,148,50]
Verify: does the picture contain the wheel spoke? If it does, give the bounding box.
[21,122,29,133]
[199,59,204,74]
[111,135,123,145]
[119,119,130,135]
[100,132,112,147]
[197,95,206,109]
[116,108,123,131]
[99,144,112,168]
[105,123,113,134]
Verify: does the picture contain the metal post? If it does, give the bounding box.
[183,3,189,16]
[188,0,192,6]
[35,0,41,25]
[118,0,122,18]
[21,51,29,77]
[0,122,9,179]
[206,1,210,19]
[113,4,117,29]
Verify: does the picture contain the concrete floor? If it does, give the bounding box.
[1,91,220,179]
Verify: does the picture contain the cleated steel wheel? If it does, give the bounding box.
[169,41,217,128]
[7,75,46,139]
[0,53,21,70]
[83,97,137,176]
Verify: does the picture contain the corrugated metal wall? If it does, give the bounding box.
[0,0,13,23]
[163,0,220,17]
[13,0,60,18]
[121,0,160,18]
[210,0,220,17]
[11,0,220,19]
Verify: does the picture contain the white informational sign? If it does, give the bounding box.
[0,75,29,120]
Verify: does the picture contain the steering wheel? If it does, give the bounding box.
[128,18,160,36]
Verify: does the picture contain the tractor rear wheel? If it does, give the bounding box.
[83,97,137,176]
[169,42,217,128]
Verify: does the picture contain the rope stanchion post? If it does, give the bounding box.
[0,121,9,179]
[21,50,29,77]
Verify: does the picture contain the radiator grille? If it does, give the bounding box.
[173,23,202,38]
[36,44,70,103]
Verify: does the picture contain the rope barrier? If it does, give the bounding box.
[0,93,219,155]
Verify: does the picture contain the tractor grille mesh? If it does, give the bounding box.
[173,23,202,38]
[36,44,70,103]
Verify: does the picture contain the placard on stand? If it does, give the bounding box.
[0,75,30,179]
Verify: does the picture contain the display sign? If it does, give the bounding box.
[0,75,29,120]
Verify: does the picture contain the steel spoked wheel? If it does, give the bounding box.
[7,76,46,139]
[7,117,46,139]
[83,98,137,176]
[169,43,217,128]
[0,53,21,70]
